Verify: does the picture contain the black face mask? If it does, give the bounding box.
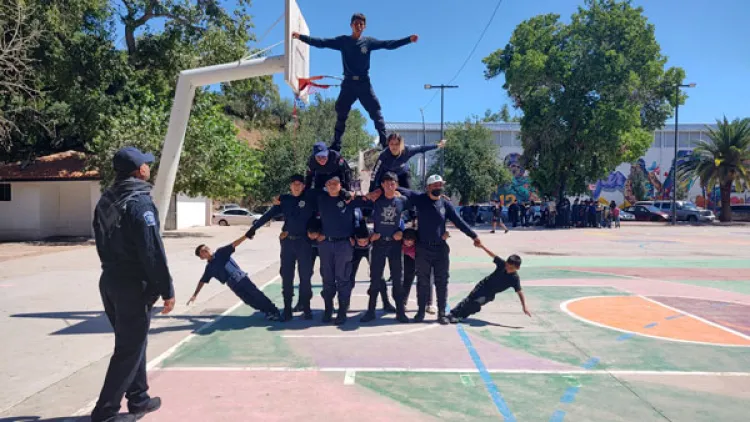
[430,188,443,197]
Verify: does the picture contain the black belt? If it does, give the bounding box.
[326,236,350,242]
[419,240,446,246]
[284,235,303,240]
[344,75,369,81]
[376,236,398,242]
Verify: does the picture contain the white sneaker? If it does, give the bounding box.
[427,305,438,314]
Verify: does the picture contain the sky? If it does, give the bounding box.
[190,0,749,133]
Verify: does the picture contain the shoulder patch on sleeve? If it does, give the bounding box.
[143,210,157,226]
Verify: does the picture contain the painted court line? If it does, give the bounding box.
[154,366,750,376]
[281,324,439,338]
[639,295,750,341]
[73,275,281,417]
[548,357,599,421]
[343,369,356,385]
[456,323,517,421]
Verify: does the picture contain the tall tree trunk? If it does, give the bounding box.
[720,181,732,222]
[125,23,136,55]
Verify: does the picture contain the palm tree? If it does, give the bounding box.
[678,117,750,222]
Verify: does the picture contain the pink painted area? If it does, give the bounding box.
[285,323,574,371]
[143,370,438,422]
[525,278,750,305]
[650,296,750,337]
[566,267,750,281]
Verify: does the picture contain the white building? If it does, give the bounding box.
[385,121,750,208]
[0,151,212,241]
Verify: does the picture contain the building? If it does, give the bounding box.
[384,122,750,207]
[0,151,212,241]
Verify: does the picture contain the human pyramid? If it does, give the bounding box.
[189,13,532,327]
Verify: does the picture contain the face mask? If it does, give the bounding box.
[430,188,443,197]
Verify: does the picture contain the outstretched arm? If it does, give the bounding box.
[517,290,532,317]
[369,35,416,50]
[231,234,249,249]
[444,202,479,242]
[246,204,282,238]
[405,140,444,158]
[186,281,207,306]
[294,33,342,50]
[479,244,497,259]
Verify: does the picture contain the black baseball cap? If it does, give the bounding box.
[113,146,154,176]
[289,174,305,183]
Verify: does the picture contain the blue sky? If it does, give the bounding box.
[130,0,749,132]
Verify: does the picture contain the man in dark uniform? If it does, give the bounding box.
[316,176,367,325]
[305,142,352,191]
[246,174,317,321]
[293,13,418,151]
[91,146,175,422]
[358,172,409,323]
[369,174,480,324]
[350,208,397,313]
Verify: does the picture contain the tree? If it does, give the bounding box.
[482,0,685,200]
[678,117,750,222]
[631,169,648,201]
[254,94,374,202]
[481,104,519,123]
[88,93,263,200]
[430,120,511,204]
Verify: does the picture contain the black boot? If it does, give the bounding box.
[282,298,293,322]
[395,302,410,323]
[302,301,313,320]
[361,295,377,322]
[438,310,449,325]
[381,285,396,314]
[322,298,334,323]
[413,307,426,323]
[335,296,349,325]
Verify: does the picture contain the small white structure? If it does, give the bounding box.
[0,151,211,241]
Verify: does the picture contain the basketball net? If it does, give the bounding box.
[292,76,342,132]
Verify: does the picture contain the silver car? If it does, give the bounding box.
[212,208,264,226]
[635,200,715,223]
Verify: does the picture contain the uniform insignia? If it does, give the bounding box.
[299,200,306,208]
[337,201,345,208]
[143,210,157,226]
[361,46,368,54]
[381,205,397,223]
[439,206,446,216]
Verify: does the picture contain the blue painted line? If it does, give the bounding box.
[559,386,580,403]
[665,314,684,320]
[616,333,635,341]
[456,323,517,421]
[644,322,658,328]
[549,410,566,422]
[581,357,600,369]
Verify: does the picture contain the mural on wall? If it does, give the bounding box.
[661,150,698,200]
[592,171,627,200]
[494,153,540,205]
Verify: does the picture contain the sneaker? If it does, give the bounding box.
[360,311,376,323]
[129,397,161,420]
[426,305,438,315]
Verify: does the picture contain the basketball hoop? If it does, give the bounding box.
[292,75,342,128]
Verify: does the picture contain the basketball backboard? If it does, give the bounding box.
[285,0,310,104]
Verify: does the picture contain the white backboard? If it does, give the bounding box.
[285,0,310,104]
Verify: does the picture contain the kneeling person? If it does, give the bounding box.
[448,245,531,323]
[189,235,282,320]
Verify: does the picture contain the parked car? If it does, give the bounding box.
[212,208,267,226]
[635,200,715,222]
[619,210,636,221]
[716,204,750,222]
[624,205,670,222]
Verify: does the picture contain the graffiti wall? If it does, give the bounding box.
[493,152,540,205]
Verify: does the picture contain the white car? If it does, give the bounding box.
[212,208,264,226]
[619,210,635,221]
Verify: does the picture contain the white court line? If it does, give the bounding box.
[560,296,750,348]
[72,275,280,417]
[639,295,750,341]
[281,324,439,339]
[344,369,356,385]
[155,366,750,376]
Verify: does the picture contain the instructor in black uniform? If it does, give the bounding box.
[91,147,175,422]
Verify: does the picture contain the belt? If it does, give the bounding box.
[419,240,446,246]
[326,236,350,242]
[344,75,369,81]
[284,235,303,240]
[376,236,398,242]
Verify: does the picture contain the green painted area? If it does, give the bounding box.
[668,279,750,294]
[356,372,748,421]
[162,283,314,368]
[472,286,750,372]
[451,256,750,269]
[448,267,624,284]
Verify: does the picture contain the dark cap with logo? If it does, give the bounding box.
[313,142,329,158]
[113,146,155,176]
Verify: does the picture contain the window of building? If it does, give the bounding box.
[653,132,662,147]
[0,184,10,201]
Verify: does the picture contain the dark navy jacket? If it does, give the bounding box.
[397,188,477,244]
[305,150,351,191]
[369,145,438,191]
[93,178,174,300]
[250,190,318,237]
[298,34,412,77]
[198,245,247,285]
[317,193,368,239]
[359,194,407,238]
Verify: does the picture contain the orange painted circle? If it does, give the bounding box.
[563,296,750,347]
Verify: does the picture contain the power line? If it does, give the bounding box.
[422,0,505,110]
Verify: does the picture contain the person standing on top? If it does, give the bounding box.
[293,13,418,151]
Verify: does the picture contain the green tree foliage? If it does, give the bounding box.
[482,104,519,123]
[630,168,648,201]
[255,94,374,202]
[430,120,511,205]
[89,93,262,200]
[678,117,750,221]
[482,0,685,199]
